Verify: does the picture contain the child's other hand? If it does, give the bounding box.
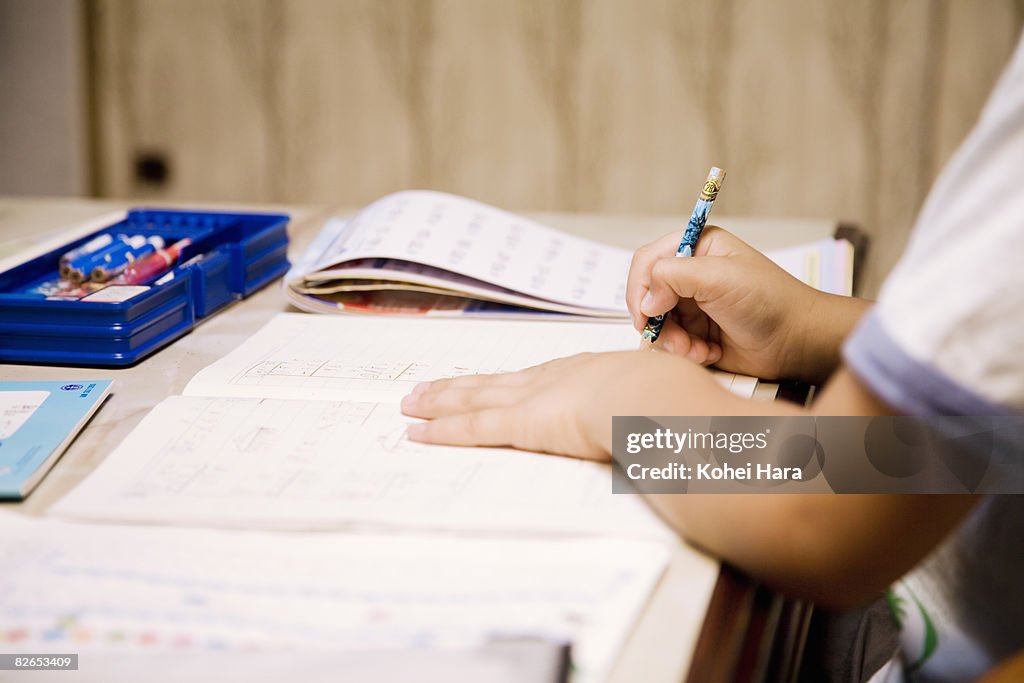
[627,227,827,381]
[401,350,735,460]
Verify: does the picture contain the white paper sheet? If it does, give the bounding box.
[184,313,757,404]
[0,513,669,683]
[51,396,670,539]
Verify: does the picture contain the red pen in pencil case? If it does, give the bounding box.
[113,238,193,285]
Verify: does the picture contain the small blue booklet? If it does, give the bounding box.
[0,380,112,499]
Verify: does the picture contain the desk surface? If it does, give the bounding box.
[0,197,834,682]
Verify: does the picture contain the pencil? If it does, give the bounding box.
[640,166,726,346]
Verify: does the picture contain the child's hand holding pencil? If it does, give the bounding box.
[628,226,865,384]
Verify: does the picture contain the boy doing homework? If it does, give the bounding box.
[401,30,1024,683]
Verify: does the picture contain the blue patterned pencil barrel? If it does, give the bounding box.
[641,166,726,345]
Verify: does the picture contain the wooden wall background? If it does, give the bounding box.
[88,0,1024,295]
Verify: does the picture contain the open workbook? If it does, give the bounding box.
[54,315,685,536]
[284,190,855,317]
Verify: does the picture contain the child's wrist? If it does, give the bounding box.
[790,291,871,384]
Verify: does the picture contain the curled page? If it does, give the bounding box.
[285,190,632,317]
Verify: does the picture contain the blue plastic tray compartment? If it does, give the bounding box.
[0,275,195,364]
[0,209,289,366]
[191,248,234,318]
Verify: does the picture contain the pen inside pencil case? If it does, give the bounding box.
[32,235,195,300]
[63,234,152,283]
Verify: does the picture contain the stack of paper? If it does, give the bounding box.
[767,237,855,297]
[0,513,668,683]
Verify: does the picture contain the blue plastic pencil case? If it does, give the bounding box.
[0,209,289,367]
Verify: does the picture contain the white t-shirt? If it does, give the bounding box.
[844,30,1024,682]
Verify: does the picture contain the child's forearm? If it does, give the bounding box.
[789,294,873,384]
[645,491,975,608]
[638,367,978,608]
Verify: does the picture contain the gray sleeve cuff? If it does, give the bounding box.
[842,310,1013,416]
